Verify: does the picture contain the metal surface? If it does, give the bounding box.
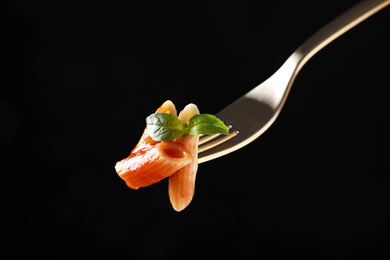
[198,0,390,164]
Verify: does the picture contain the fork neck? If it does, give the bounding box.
[292,0,389,72]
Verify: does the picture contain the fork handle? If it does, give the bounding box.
[294,0,390,70]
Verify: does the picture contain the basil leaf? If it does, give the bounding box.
[186,114,229,136]
[145,112,228,141]
[146,112,184,141]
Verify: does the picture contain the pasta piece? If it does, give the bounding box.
[115,142,193,189]
[168,104,200,211]
[115,100,193,189]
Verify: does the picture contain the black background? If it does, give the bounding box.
[5,0,390,258]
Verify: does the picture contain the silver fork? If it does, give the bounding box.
[198,0,390,164]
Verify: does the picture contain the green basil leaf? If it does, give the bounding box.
[146,112,184,141]
[186,114,229,136]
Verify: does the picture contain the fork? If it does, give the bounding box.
[198,0,390,164]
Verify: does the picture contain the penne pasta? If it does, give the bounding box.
[115,141,193,189]
[115,100,189,189]
[168,104,200,211]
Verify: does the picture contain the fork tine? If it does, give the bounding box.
[198,134,220,145]
[198,130,239,153]
[198,125,232,145]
